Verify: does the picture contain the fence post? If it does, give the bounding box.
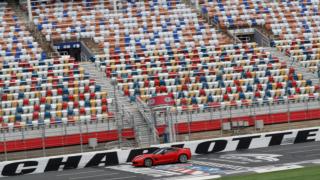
[107,116,110,131]
[229,105,232,121]
[305,100,309,120]
[287,101,291,127]
[187,110,191,141]
[210,106,213,122]
[175,111,179,142]
[219,106,223,136]
[41,125,46,157]
[120,112,124,146]
[253,100,257,131]
[170,111,176,143]
[61,123,66,155]
[2,128,8,161]
[22,127,27,159]
[268,101,272,124]
[79,121,83,153]
[116,113,123,149]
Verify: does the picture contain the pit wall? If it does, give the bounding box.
[0,127,319,177]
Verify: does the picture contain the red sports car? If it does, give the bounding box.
[132,147,192,167]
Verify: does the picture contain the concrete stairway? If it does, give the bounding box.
[79,62,153,147]
[82,39,103,54]
[265,47,319,85]
[8,2,58,56]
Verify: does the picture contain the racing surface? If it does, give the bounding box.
[3,141,320,180]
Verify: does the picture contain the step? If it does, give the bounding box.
[80,62,153,147]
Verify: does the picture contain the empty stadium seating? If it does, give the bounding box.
[200,0,320,74]
[0,2,112,129]
[0,0,318,155]
[33,0,319,110]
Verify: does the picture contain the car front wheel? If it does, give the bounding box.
[144,158,153,167]
[179,154,188,163]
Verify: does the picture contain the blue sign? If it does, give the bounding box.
[54,42,81,50]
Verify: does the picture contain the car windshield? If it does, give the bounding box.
[152,148,165,154]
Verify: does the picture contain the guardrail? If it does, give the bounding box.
[136,97,160,144]
[1,127,319,178]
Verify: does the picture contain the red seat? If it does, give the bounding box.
[46,90,53,96]
[57,88,63,95]
[79,107,86,115]
[102,105,108,112]
[62,102,68,109]
[40,97,46,104]
[1,94,7,101]
[223,94,229,101]
[33,112,39,119]
[101,98,108,105]
[79,93,85,100]
[23,98,30,105]
[90,92,96,99]
[74,101,79,108]
[68,94,74,101]
[34,104,40,111]
[84,85,90,93]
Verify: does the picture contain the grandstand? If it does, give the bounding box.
[0,0,319,161]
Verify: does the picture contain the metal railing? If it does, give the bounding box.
[0,98,319,161]
[156,98,320,141]
[136,97,160,145]
[0,116,135,161]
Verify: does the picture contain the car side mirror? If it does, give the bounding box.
[161,151,166,155]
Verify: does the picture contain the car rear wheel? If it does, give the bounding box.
[179,154,188,163]
[144,158,153,167]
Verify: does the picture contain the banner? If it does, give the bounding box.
[0,127,319,177]
[148,95,174,108]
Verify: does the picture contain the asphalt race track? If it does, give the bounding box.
[2,141,320,180]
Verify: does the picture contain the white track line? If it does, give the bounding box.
[206,158,249,164]
[287,148,320,154]
[313,160,320,164]
[164,175,221,180]
[108,176,136,180]
[254,165,303,173]
[69,172,119,180]
[260,144,320,153]
[56,170,105,177]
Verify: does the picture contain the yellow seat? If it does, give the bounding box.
[9,115,15,122]
[56,103,62,111]
[91,107,97,114]
[56,111,62,118]
[74,87,79,95]
[74,81,79,88]
[46,96,52,104]
[11,100,18,108]
[101,92,107,98]
[90,99,96,107]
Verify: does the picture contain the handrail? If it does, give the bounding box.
[254,28,271,47]
[136,97,160,144]
[255,28,270,42]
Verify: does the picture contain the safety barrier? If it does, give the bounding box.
[1,108,320,153]
[0,126,319,177]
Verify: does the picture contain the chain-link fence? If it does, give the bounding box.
[154,99,320,143]
[0,116,137,161]
[1,99,320,161]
